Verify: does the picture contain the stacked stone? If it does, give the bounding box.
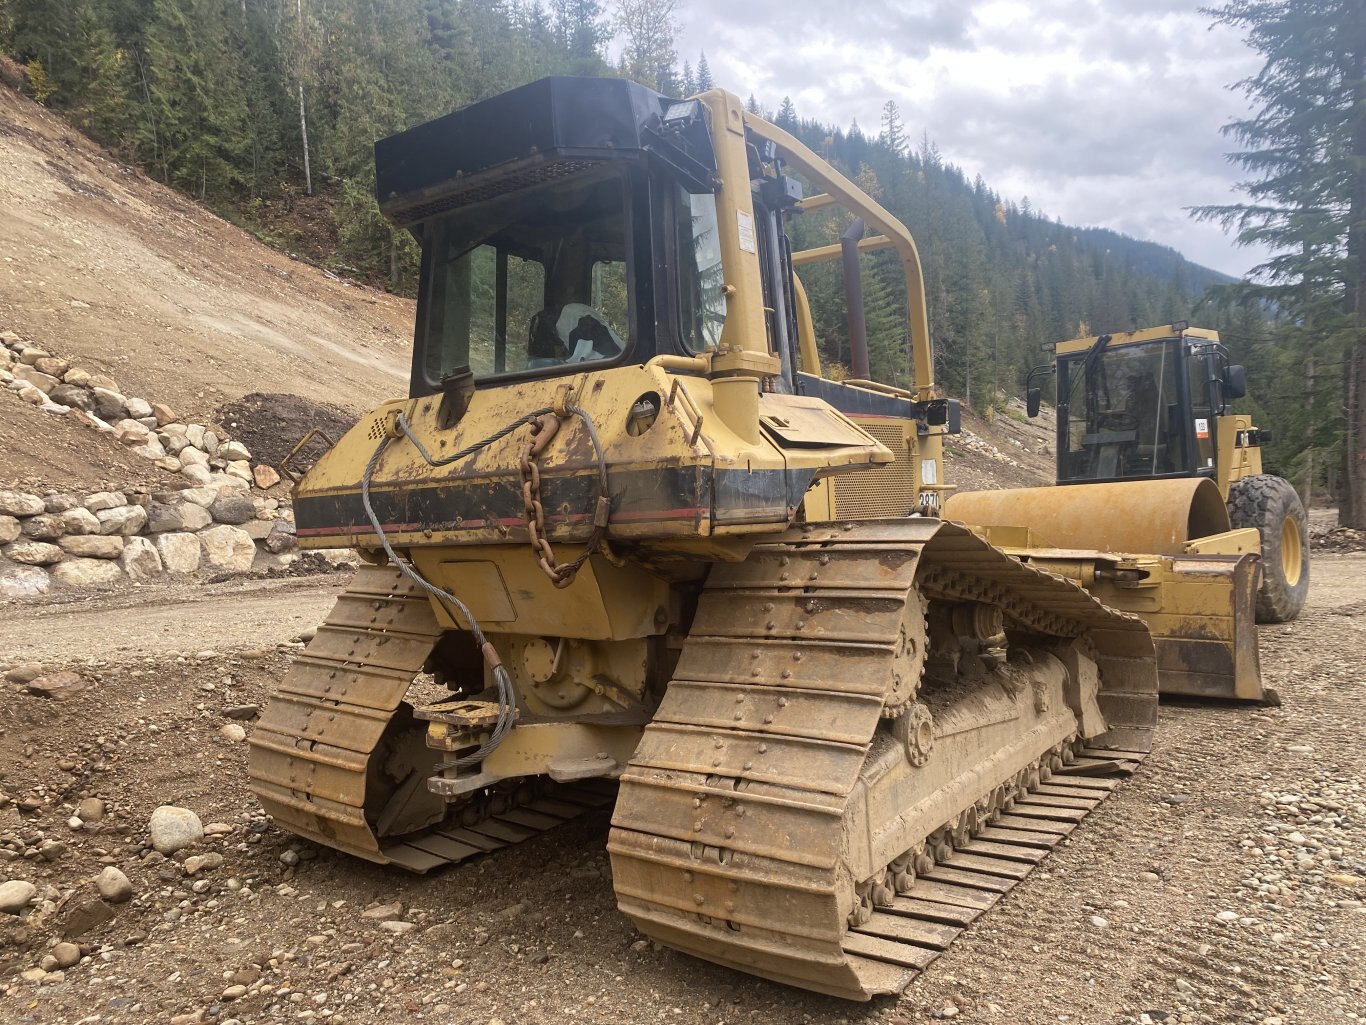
[1,331,282,492]
[0,330,361,597]
[0,485,299,597]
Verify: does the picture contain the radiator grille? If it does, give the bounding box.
[831,421,915,519]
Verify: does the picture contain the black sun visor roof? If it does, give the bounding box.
[375,77,718,226]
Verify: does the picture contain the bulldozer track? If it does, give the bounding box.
[608,520,1156,1000]
[247,564,616,872]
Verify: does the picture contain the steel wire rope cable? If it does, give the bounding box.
[359,405,612,767]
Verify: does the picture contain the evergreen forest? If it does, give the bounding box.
[0,0,1358,515]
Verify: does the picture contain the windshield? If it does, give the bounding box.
[417,167,631,387]
[1059,340,1190,482]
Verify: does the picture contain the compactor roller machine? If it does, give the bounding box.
[248,78,1232,999]
[946,324,1307,702]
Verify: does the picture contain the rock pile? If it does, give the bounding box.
[0,329,322,596]
[1,330,280,491]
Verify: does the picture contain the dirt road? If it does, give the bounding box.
[0,556,1362,1025]
[3,574,344,663]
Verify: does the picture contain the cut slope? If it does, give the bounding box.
[0,87,412,422]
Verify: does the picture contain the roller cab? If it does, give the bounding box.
[1016,323,1309,631]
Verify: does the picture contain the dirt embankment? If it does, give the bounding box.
[0,87,412,425]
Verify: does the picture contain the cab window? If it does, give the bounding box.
[417,167,632,389]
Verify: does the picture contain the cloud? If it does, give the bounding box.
[674,0,1268,276]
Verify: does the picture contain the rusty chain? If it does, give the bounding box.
[520,410,612,588]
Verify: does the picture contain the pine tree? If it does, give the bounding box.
[695,49,712,90]
[550,0,606,72]
[1194,0,1366,524]
[879,99,905,156]
[775,95,796,129]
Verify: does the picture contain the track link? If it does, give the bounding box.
[248,564,613,870]
[608,520,1157,1000]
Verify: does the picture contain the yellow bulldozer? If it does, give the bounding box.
[944,324,1308,702]
[247,79,1258,999]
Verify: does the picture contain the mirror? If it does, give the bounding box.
[1026,387,1042,418]
[1223,364,1247,400]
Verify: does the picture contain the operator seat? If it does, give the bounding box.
[526,303,625,368]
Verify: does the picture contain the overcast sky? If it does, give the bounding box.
[671,0,1267,278]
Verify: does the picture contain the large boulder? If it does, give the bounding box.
[209,493,256,525]
[145,502,186,533]
[177,487,220,508]
[265,519,298,554]
[180,503,212,531]
[199,525,256,572]
[178,446,210,468]
[33,356,69,378]
[0,515,19,544]
[86,372,119,392]
[51,558,124,588]
[154,532,201,575]
[151,402,177,426]
[59,507,101,535]
[42,493,80,513]
[0,880,36,914]
[90,387,127,422]
[3,541,63,566]
[113,419,151,446]
[125,396,154,419]
[0,564,50,597]
[96,505,147,536]
[58,534,124,559]
[20,513,65,541]
[0,490,45,517]
[148,806,203,854]
[220,439,251,461]
[225,460,253,482]
[83,491,126,513]
[119,536,163,581]
[180,464,213,487]
[134,436,166,460]
[27,670,87,700]
[62,366,92,387]
[12,365,58,393]
[49,383,94,411]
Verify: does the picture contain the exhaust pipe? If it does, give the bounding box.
[841,218,870,380]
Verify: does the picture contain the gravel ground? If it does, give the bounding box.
[0,556,1361,1025]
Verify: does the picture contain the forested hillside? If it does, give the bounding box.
[0,2,1237,399]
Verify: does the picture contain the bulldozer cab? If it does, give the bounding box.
[378,78,728,393]
[1028,324,1261,496]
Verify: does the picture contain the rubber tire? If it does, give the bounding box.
[1227,474,1309,623]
